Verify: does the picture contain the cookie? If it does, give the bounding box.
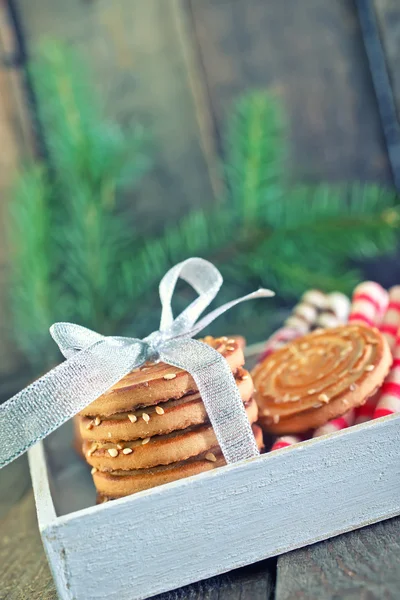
[93,425,264,498]
[252,324,392,434]
[79,367,253,442]
[84,396,258,471]
[80,336,244,416]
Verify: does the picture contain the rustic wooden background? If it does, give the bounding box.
[1,0,400,598]
[0,0,394,386]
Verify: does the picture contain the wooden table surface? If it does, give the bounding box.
[2,454,400,600]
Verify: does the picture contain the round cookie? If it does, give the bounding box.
[252,324,392,435]
[93,425,264,498]
[80,336,244,416]
[84,396,258,471]
[79,367,253,442]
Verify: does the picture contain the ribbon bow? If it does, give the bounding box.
[0,258,274,469]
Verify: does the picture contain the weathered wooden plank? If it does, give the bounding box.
[357,0,400,189]
[276,516,400,600]
[371,0,400,189]
[154,559,275,600]
[0,489,57,600]
[374,0,400,116]
[0,455,30,520]
[14,0,219,232]
[189,0,391,184]
[0,2,34,379]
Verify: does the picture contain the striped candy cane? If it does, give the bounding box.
[379,286,400,352]
[313,409,356,437]
[259,290,326,360]
[354,286,399,424]
[316,292,351,329]
[354,396,377,425]
[349,281,388,327]
[270,435,303,451]
[373,340,400,419]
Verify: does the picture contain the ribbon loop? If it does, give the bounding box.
[159,257,222,333]
[0,257,274,469]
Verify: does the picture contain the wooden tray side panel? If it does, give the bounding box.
[34,415,400,600]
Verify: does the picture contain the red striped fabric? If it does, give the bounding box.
[349,313,374,326]
[380,381,400,399]
[352,292,381,311]
[373,407,394,419]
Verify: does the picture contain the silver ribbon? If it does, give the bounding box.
[0,258,274,469]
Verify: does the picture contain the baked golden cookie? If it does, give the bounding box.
[94,424,264,498]
[84,396,258,471]
[79,367,253,442]
[80,336,244,416]
[252,324,392,434]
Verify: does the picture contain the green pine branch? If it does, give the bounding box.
[8,45,400,369]
[224,91,286,229]
[8,166,65,367]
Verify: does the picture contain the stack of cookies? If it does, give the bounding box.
[77,336,263,501]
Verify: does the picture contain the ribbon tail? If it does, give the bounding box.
[181,288,275,340]
[160,338,259,463]
[0,339,145,469]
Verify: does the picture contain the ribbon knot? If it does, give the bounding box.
[0,257,274,469]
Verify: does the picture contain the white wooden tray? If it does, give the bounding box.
[28,344,400,600]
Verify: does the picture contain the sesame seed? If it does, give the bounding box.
[313,403,323,409]
[107,432,112,438]
[365,365,375,371]
[128,414,137,423]
[205,452,217,462]
[227,339,235,344]
[94,416,101,426]
[116,444,124,450]
[155,406,165,415]
[122,448,133,455]
[91,467,98,475]
[308,389,316,395]
[226,346,235,352]
[108,448,118,457]
[350,383,357,391]
[142,437,151,445]
[86,421,94,430]
[163,373,177,380]
[273,415,280,424]
[87,444,97,457]
[241,374,249,380]
[318,393,329,403]
[142,412,150,423]
[220,336,228,342]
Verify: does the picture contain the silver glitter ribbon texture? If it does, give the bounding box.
[0,258,274,469]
